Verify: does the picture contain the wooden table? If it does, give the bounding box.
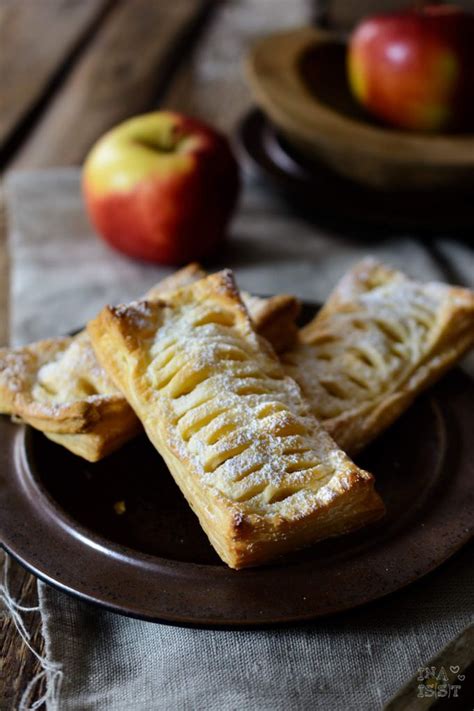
[0,2,472,708]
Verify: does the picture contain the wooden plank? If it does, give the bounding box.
[0,185,8,345]
[11,0,211,169]
[163,0,311,133]
[0,552,46,710]
[0,0,114,163]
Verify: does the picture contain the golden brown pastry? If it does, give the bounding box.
[0,331,140,460]
[282,258,474,454]
[87,270,384,568]
[240,292,300,354]
[0,265,204,460]
[148,271,300,354]
[0,264,299,461]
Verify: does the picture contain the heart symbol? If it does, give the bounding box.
[450,666,460,674]
[457,674,465,681]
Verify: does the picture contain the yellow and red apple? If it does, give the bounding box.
[83,112,240,264]
[347,4,474,132]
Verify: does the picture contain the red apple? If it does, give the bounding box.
[347,4,474,132]
[83,111,240,264]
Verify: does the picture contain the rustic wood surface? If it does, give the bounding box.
[0,1,472,709]
[11,0,211,169]
[162,0,312,133]
[0,191,8,345]
[0,0,114,164]
[0,551,47,709]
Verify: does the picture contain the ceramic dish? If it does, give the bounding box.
[237,109,474,233]
[0,303,473,627]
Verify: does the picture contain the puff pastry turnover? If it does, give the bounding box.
[283,258,474,454]
[87,270,384,569]
[0,264,299,461]
[0,330,141,460]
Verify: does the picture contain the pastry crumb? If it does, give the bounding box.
[113,500,126,515]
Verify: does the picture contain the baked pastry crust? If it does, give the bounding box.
[241,292,300,353]
[148,265,301,353]
[87,270,384,569]
[282,258,474,454]
[0,331,141,460]
[0,265,204,460]
[0,264,300,461]
[0,331,119,433]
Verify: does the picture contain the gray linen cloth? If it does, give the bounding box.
[5,169,474,710]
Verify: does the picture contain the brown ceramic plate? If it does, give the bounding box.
[237,109,474,233]
[0,302,473,627]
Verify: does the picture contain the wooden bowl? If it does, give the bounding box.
[245,27,474,191]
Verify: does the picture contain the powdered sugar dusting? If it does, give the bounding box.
[282,264,463,429]
[138,291,355,517]
[0,331,119,412]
